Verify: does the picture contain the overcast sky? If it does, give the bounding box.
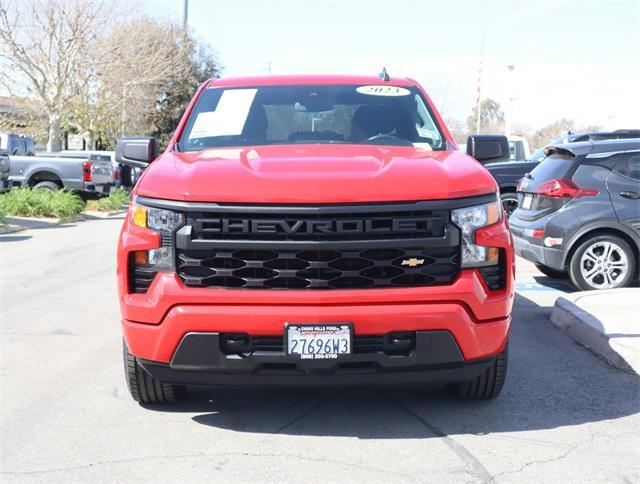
[142,0,639,131]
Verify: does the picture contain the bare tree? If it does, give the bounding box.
[100,18,192,139]
[65,17,198,147]
[0,0,111,151]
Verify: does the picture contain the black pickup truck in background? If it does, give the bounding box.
[485,130,640,216]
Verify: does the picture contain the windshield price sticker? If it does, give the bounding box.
[356,85,411,96]
[189,88,257,139]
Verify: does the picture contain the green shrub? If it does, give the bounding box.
[0,203,6,225]
[85,189,130,212]
[0,187,85,219]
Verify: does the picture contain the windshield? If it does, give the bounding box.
[529,148,546,162]
[177,84,445,152]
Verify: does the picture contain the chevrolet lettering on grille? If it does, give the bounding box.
[207,217,434,235]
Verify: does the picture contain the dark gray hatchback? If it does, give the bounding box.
[510,139,640,290]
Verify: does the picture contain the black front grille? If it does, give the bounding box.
[177,246,459,289]
[173,202,461,290]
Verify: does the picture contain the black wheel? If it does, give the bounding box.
[123,341,182,404]
[449,342,508,400]
[568,234,637,291]
[534,263,567,279]
[500,192,519,217]
[32,180,60,191]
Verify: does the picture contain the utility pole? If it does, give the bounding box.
[182,0,188,31]
[475,32,485,134]
[504,65,515,137]
[263,60,272,75]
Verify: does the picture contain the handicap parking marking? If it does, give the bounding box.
[516,281,572,293]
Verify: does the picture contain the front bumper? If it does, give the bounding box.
[119,205,515,378]
[137,330,499,386]
[122,296,511,364]
[84,182,114,194]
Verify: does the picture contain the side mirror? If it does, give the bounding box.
[115,137,158,169]
[466,135,510,164]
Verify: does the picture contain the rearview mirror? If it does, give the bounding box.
[115,137,158,168]
[466,135,509,164]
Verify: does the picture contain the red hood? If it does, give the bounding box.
[135,144,497,203]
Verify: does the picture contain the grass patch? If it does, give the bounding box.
[85,188,130,212]
[0,187,85,219]
[0,203,6,225]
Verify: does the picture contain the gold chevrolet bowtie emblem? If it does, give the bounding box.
[401,258,425,267]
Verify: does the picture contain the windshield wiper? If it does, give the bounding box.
[363,133,414,146]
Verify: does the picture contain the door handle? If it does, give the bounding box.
[620,191,640,199]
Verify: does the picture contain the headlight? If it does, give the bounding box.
[131,203,184,231]
[451,196,502,267]
[130,201,184,272]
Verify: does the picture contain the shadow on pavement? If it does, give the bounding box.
[4,218,80,230]
[0,234,33,242]
[145,293,640,439]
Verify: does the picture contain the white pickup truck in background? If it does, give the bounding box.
[3,151,116,194]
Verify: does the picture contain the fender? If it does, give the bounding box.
[561,218,640,267]
[26,168,64,184]
[23,163,65,184]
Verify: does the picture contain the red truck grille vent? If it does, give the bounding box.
[176,246,459,290]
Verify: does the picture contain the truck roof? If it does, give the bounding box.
[208,74,416,88]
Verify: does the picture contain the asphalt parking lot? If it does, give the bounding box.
[1,216,639,483]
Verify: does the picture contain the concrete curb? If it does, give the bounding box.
[550,296,638,374]
[5,214,84,228]
[82,209,127,219]
[0,224,26,235]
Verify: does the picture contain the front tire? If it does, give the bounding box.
[123,341,182,404]
[449,342,508,400]
[568,234,636,291]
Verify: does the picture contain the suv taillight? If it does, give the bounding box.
[83,161,92,182]
[535,179,598,198]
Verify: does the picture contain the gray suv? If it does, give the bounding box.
[510,139,640,290]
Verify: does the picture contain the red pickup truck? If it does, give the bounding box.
[115,74,514,404]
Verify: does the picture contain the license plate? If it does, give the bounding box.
[286,324,351,359]
[522,193,533,210]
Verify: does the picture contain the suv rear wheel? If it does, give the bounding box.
[449,342,508,400]
[569,234,636,290]
[123,341,182,404]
